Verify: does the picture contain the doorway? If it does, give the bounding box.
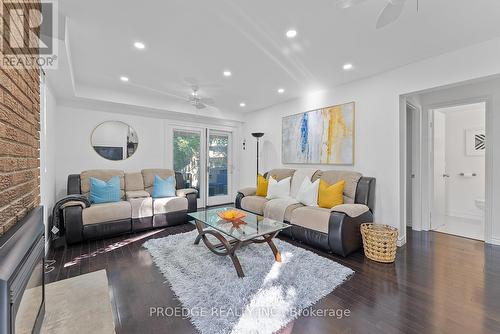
[171,126,233,208]
[430,103,486,240]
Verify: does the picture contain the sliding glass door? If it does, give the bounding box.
[172,127,232,207]
[172,128,204,206]
[207,130,232,206]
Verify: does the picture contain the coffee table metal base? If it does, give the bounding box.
[193,219,282,278]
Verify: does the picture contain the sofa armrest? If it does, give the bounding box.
[126,190,151,200]
[238,187,256,197]
[67,174,81,195]
[186,192,197,213]
[328,210,374,257]
[331,204,370,218]
[63,206,83,244]
[176,188,198,197]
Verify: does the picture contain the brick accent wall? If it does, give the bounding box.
[0,0,41,235]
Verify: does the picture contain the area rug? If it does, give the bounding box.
[144,230,353,334]
[41,270,115,334]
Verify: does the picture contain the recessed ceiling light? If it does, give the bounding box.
[286,30,297,39]
[278,88,285,94]
[343,63,353,70]
[240,102,246,107]
[134,41,145,49]
[223,70,232,77]
[120,76,129,82]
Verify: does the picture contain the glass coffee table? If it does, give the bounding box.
[188,207,291,278]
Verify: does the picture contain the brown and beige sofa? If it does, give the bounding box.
[235,168,375,257]
[63,169,197,244]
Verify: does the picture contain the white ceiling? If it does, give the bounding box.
[54,0,500,116]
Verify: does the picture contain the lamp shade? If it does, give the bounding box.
[251,132,264,138]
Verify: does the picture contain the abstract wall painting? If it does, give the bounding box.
[466,127,485,156]
[282,102,355,164]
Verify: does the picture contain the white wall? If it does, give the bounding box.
[418,78,500,244]
[40,81,57,252]
[54,104,242,201]
[240,37,500,245]
[443,107,485,219]
[55,105,166,199]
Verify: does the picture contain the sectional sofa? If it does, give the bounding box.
[63,169,197,244]
[235,168,375,256]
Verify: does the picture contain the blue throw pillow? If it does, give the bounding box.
[152,175,176,198]
[89,176,121,204]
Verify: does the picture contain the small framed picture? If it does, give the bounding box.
[465,128,485,156]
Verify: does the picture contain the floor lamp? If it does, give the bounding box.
[251,132,264,176]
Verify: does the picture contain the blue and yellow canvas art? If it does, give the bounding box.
[282,102,355,164]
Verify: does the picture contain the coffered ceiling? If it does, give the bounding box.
[50,0,500,117]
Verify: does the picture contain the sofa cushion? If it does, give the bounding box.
[332,204,370,218]
[126,190,150,199]
[153,197,188,215]
[266,176,291,200]
[238,187,256,197]
[81,169,125,200]
[240,196,268,215]
[89,176,122,204]
[266,169,295,181]
[263,199,303,222]
[312,170,362,204]
[142,169,175,194]
[125,172,145,191]
[129,197,153,219]
[176,188,198,197]
[152,175,176,198]
[290,206,331,234]
[82,201,131,225]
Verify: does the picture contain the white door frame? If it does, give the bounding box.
[206,129,233,206]
[166,124,207,208]
[166,121,240,208]
[405,96,492,242]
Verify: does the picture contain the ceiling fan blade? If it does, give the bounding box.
[195,103,207,109]
[183,77,223,89]
[376,0,406,29]
[335,0,368,9]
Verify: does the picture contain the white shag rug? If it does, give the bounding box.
[144,230,353,334]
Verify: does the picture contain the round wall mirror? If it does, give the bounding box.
[91,121,139,161]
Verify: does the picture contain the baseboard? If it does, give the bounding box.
[397,234,406,247]
[446,211,483,221]
[487,237,500,246]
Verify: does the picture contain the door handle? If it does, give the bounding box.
[442,174,450,178]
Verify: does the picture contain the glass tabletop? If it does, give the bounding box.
[188,207,291,241]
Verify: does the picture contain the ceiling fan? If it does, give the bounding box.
[336,0,418,29]
[188,85,215,109]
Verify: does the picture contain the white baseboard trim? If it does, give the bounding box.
[446,211,483,221]
[487,237,500,246]
[397,234,406,247]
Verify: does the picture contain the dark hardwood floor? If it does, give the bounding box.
[46,225,500,334]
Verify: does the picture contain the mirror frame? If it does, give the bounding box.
[91,120,139,161]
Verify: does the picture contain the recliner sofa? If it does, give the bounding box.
[63,169,197,244]
[235,168,375,257]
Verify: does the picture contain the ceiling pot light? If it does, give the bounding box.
[277,88,285,94]
[120,76,129,82]
[223,70,232,77]
[286,30,297,38]
[240,102,246,107]
[343,63,353,70]
[134,41,145,49]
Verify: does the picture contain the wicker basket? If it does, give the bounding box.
[360,223,398,263]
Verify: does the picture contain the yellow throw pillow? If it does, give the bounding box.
[256,174,268,197]
[318,179,345,209]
